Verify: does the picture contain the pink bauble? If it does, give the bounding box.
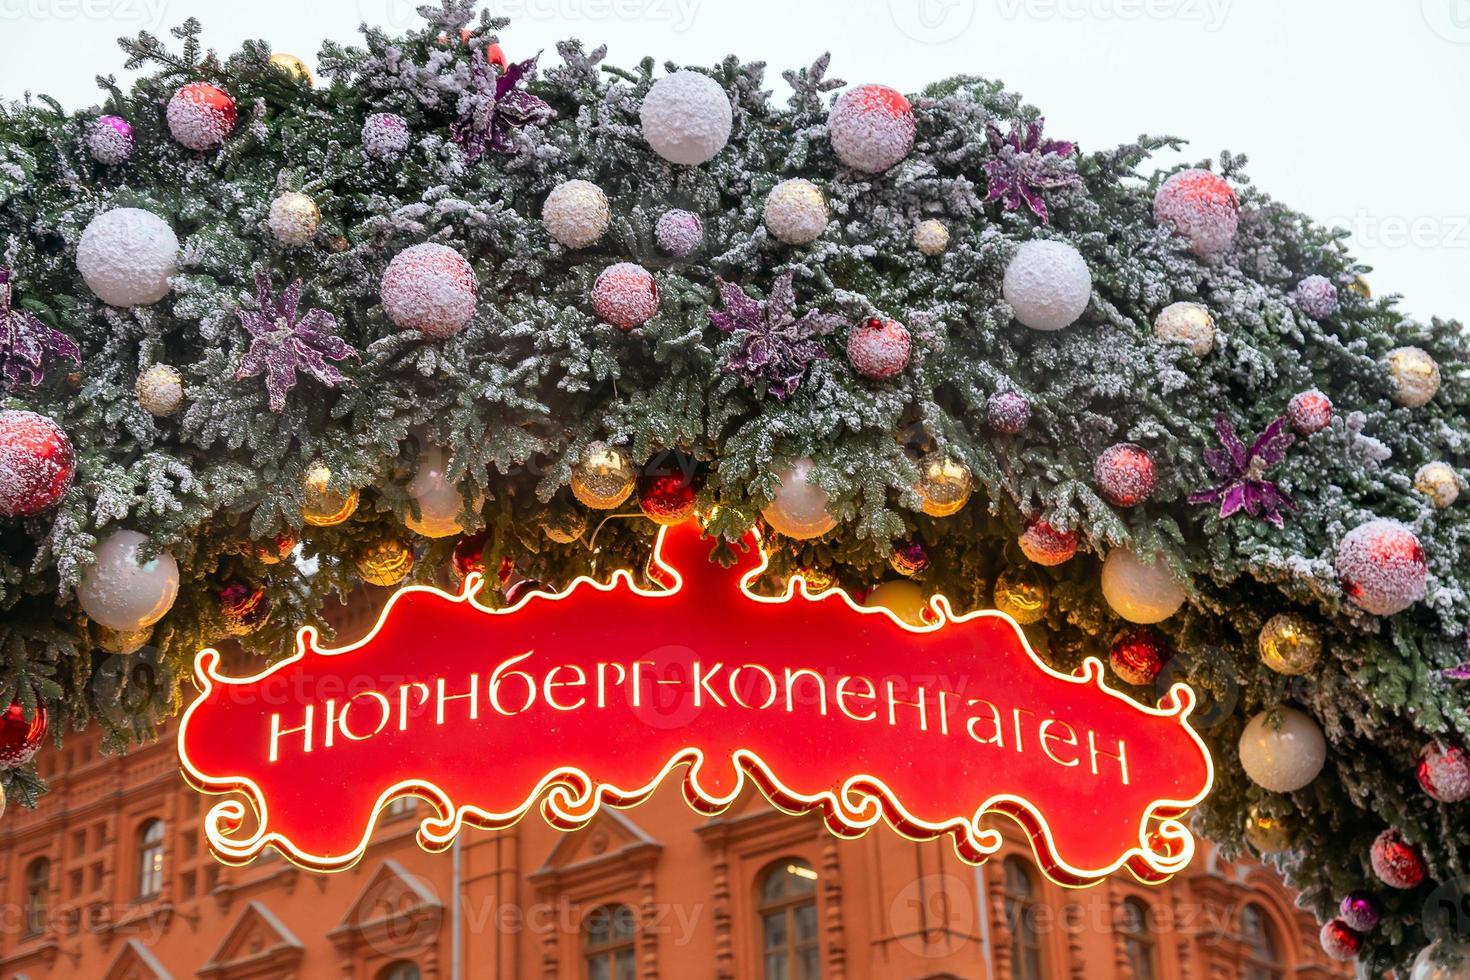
[846,316,911,380]
[1094,443,1156,507]
[1153,169,1239,257]
[88,115,134,164]
[1319,920,1363,962]
[380,243,479,339]
[1418,743,1470,803]
[363,112,410,160]
[1370,829,1426,889]
[592,262,659,330]
[1335,519,1427,616]
[986,391,1031,434]
[0,410,76,517]
[828,84,915,174]
[1019,519,1078,566]
[166,82,236,150]
[1287,389,1333,434]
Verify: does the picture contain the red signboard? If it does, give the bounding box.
[178,520,1214,886]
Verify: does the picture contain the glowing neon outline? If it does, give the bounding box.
[177,523,1215,887]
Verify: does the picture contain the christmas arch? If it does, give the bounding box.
[0,3,1467,973]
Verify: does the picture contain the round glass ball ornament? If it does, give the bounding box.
[166,81,236,150]
[541,506,588,544]
[1152,301,1215,356]
[1295,275,1338,320]
[76,208,178,307]
[846,317,911,380]
[639,70,732,165]
[889,539,929,578]
[1370,829,1427,890]
[218,580,271,637]
[762,457,836,540]
[301,461,359,527]
[356,537,415,587]
[1287,389,1333,435]
[913,452,972,518]
[0,410,75,517]
[1418,742,1470,803]
[1257,612,1323,676]
[363,112,410,160]
[655,209,703,258]
[0,701,47,769]
[87,114,134,164]
[1414,462,1460,509]
[135,363,185,417]
[1318,920,1363,963]
[638,471,698,526]
[543,179,611,249]
[267,191,320,246]
[1002,239,1091,331]
[863,580,934,627]
[1109,626,1171,687]
[1384,346,1441,408]
[380,243,478,339]
[763,179,828,246]
[1018,519,1077,567]
[1335,518,1427,616]
[828,84,915,173]
[986,391,1031,434]
[268,52,313,85]
[993,568,1049,625]
[1339,892,1381,933]
[1411,939,1470,979]
[1094,443,1156,507]
[591,263,660,330]
[1238,706,1327,793]
[1100,549,1186,624]
[1152,168,1238,256]
[76,529,180,631]
[1243,806,1293,854]
[913,219,950,256]
[570,443,636,510]
[405,445,479,539]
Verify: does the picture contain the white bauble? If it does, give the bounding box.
[404,445,481,539]
[1002,240,1092,331]
[763,179,828,246]
[1238,708,1327,793]
[76,529,180,631]
[543,179,611,249]
[267,191,320,246]
[639,70,732,166]
[76,208,178,307]
[1412,939,1470,980]
[762,458,836,540]
[1100,549,1186,624]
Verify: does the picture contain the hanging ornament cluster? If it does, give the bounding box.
[267,191,320,246]
[166,81,236,150]
[570,442,636,510]
[827,84,914,174]
[235,273,357,411]
[301,461,359,526]
[1287,389,1333,434]
[543,179,610,249]
[1018,519,1077,566]
[1152,168,1238,256]
[640,70,732,165]
[912,219,949,256]
[592,263,660,329]
[0,410,75,517]
[710,272,841,401]
[218,581,270,636]
[1002,239,1091,331]
[763,457,835,540]
[1417,742,1470,803]
[381,243,478,339]
[1238,706,1326,793]
[1335,518,1427,616]
[0,700,47,769]
[913,451,972,517]
[763,178,828,245]
[1370,829,1427,889]
[1101,549,1185,624]
[1109,626,1171,686]
[76,529,180,631]
[655,209,703,258]
[846,316,911,381]
[76,208,178,308]
[1257,612,1322,675]
[87,114,134,164]
[1152,301,1215,356]
[135,363,185,417]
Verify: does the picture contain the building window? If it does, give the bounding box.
[23,857,50,937]
[137,818,165,900]
[584,904,636,980]
[759,858,820,980]
[1120,897,1157,980]
[384,797,416,820]
[376,962,421,980]
[1242,903,1284,980]
[1002,857,1046,980]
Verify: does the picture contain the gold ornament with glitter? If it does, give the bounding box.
[542,506,588,544]
[135,363,185,416]
[1152,302,1215,357]
[993,567,1049,625]
[1384,346,1441,408]
[1414,461,1460,509]
[912,219,950,256]
[268,191,320,246]
[1258,612,1323,675]
[914,452,972,517]
[301,461,359,526]
[570,442,636,510]
[355,537,415,587]
[1244,806,1293,854]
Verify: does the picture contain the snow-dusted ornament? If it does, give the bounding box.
[1294,275,1338,320]
[87,115,133,165]
[1153,301,1215,356]
[0,410,74,517]
[1018,519,1077,566]
[76,207,178,308]
[1153,169,1238,256]
[1371,829,1427,889]
[362,112,410,160]
[1100,548,1185,624]
[1001,239,1091,331]
[76,529,180,631]
[1094,443,1156,507]
[1383,346,1441,408]
[655,209,703,258]
[135,364,185,417]
[267,191,320,246]
[846,316,910,380]
[763,458,836,540]
[1414,461,1460,509]
[1417,742,1470,803]
[640,70,732,166]
[1336,519,1427,616]
[166,82,236,151]
[592,263,659,330]
[763,178,828,245]
[828,84,915,174]
[1287,390,1333,434]
[543,179,611,249]
[0,267,79,391]
[405,444,481,539]
[986,391,1031,434]
[380,243,478,339]
[1238,707,1326,793]
[1412,938,1470,979]
[234,273,357,411]
[912,219,949,256]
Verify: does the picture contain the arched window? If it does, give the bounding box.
[23,857,50,936]
[584,904,636,980]
[376,962,421,980]
[136,818,165,899]
[1119,897,1157,980]
[1002,857,1045,980]
[1241,903,1284,980]
[759,859,820,980]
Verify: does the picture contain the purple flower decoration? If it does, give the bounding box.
[450,49,553,162]
[983,117,1080,225]
[1189,413,1296,527]
[0,267,79,392]
[234,273,356,412]
[710,272,843,401]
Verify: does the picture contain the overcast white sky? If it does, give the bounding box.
[2,0,1467,323]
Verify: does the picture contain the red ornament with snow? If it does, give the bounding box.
[166,82,237,150]
[1418,742,1470,803]
[1370,829,1426,889]
[828,84,916,174]
[381,243,478,339]
[0,410,75,517]
[638,472,698,526]
[1319,920,1363,962]
[1335,519,1427,617]
[1287,389,1333,435]
[1153,169,1238,257]
[0,700,47,769]
[1109,627,1171,687]
[592,262,660,330]
[1094,443,1157,507]
[1019,519,1078,566]
[846,316,911,380]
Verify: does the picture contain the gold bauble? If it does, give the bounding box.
[1349,275,1371,298]
[1258,612,1323,676]
[95,623,152,655]
[542,506,588,544]
[268,191,320,246]
[302,462,359,527]
[993,568,1049,625]
[912,219,950,256]
[268,52,313,85]
[914,452,972,517]
[1152,302,1215,357]
[1243,806,1293,854]
[1415,462,1460,509]
[355,538,415,587]
[1384,346,1441,408]
[135,363,185,417]
[863,580,933,627]
[570,442,636,510]
[796,566,836,593]
[255,530,298,564]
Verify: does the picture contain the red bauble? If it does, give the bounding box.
[591,263,659,330]
[452,531,488,580]
[1287,390,1333,435]
[0,700,47,769]
[0,410,76,517]
[1418,742,1470,803]
[218,581,271,637]
[1018,519,1078,566]
[1370,829,1427,889]
[1153,168,1239,256]
[486,42,508,71]
[638,472,698,526]
[1108,626,1171,686]
[255,530,297,565]
[166,82,237,150]
[1094,443,1156,507]
[1319,919,1363,962]
[846,317,911,381]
